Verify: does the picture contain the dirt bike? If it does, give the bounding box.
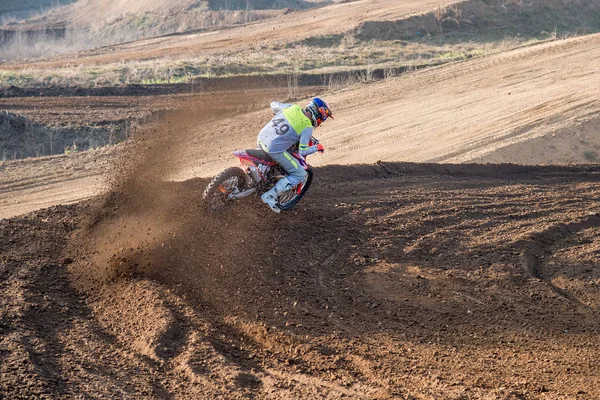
[202,137,319,212]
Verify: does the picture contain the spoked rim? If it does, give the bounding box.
[277,174,308,208]
[208,176,242,212]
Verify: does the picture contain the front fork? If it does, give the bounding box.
[228,187,256,200]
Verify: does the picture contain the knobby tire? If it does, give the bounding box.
[277,168,313,211]
[202,167,248,213]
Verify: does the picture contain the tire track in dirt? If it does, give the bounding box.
[318,33,600,167]
[520,213,600,309]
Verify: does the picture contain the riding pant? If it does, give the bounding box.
[267,151,306,187]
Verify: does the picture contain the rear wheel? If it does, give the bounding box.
[202,167,248,212]
[277,169,313,211]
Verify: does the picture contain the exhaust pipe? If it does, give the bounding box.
[228,188,257,200]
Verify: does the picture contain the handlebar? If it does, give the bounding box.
[288,136,320,154]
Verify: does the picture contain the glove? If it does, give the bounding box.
[317,144,325,153]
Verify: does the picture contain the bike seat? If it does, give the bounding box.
[246,149,273,162]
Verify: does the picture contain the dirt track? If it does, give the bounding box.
[3,161,600,398]
[2,81,600,399]
[3,5,600,399]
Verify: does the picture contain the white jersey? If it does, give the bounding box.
[257,102,318,156]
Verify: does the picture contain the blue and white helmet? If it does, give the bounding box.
[306,97,333,127]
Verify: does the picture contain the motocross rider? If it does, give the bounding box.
[257,97,333,213]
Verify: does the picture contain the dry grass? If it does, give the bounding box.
[2,0,593,89]
[0,35,546,89]
[0,9,284,62]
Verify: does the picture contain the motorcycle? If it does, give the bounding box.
[202,137,319,212]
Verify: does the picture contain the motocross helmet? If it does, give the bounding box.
[306,97,333,127]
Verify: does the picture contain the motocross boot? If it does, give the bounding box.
[261,177,292,213]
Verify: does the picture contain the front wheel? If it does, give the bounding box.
[202,167,248,212]
[277,169,313,211]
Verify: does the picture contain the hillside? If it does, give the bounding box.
[0,0,462,64]
[3,0,600,86]
[0,0,337,61]
[1,0,333,32]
